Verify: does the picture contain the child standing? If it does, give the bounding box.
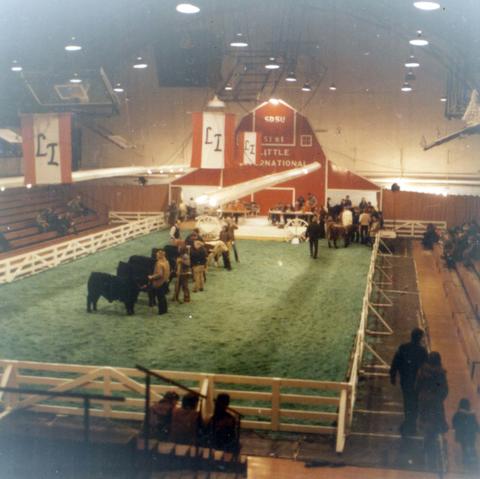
[452,398,479,466]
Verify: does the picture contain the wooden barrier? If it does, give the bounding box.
[0,360,349,449]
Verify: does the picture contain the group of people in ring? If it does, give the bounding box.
[147,219,239,314]
[390,328,479,468]
[144,391,240,453]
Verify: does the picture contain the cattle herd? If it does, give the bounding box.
[87,246,177,315]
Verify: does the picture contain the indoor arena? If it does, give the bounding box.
[0,1,480,479]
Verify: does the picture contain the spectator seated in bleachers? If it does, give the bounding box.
[0,231,10,253]
[441,223,480,268]
[67,195,93,216]
[143,391,179,440]
[36,208,56,233]
[422,223,440,250]
[51,212,77,236]
[169,392,201,445]
[206,393,240,453]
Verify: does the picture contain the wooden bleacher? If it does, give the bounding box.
[432,245,480,390]
[0,187,108,254]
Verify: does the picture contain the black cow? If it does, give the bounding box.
[126,255,156,306]
[87,268,140,315]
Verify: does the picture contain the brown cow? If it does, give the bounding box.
[326,218,350,248]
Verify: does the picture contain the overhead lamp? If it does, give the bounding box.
[207,95,225,108]
[26,183,32,189]
[0,187,5,192]
[329,82,337,91]
[265,57,280,70]
[10,60,22,72]
[224,84,233,91]
[405,55,420,68]
[440,96,447,102]
[69,73,82,84]
[113,83,124,93]
[405,70,416,81]
[301,82,312,92]
[269,98,280,105]
[409,31,429,46]
[285,72,297,82]
[401,82,413,92]
[133,57,148,69]
[176,3,200,14]
[230,33,248,48]
[413,1,441,10]
[65,37,82,51]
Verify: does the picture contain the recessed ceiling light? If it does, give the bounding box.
[10,60,22,72]
[301,82,312,92]
[401,82,413,92]
[113,83,124,93]
[65,37,82,51]
[329,82,337,91]
[69,74,82,84]
[230,33,248,48]
[413,1,441,11]
[0,187,5,192]
[265,57,280,70]
[224,84,233,91]
[440,96,447,102]
[285,72,297,82]
[405,70,416,81]
[405,55,420,68]
[26,183,32,189]
[176,3,200,14]
[409,31,429,46]
[133,57,148,69]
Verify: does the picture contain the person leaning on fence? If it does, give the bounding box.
[452,397,480,466]
[206,393,240,453]
[169,392,201,445]
[390,328,428,436]
[143,391,179,440]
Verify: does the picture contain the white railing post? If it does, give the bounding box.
[335,387,348,453]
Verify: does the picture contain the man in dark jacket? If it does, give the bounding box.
[305,217,322,259]
[390,328,428,435]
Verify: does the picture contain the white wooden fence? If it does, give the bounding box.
[0,212,165,284]
[109,211,166,224]
[0,359,350,451]
[383,219,446,238]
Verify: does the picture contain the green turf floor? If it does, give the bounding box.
[0,231,371,381]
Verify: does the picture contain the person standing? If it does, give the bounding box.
[173,249,191,303]
[226,218,239,262]
[149,250,170,315]
[452,398,480,466]
[305,217,322,259]
[190,241,207,292]
[340,207,353,246]
[167,201,178,226]
[169,220,181,242]
[416,352,449,469]
[359,209,371,244]
[390,328,428,435]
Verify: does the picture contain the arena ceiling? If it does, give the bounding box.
[0,1,479,130]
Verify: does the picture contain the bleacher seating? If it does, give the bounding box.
[0,187,108,254]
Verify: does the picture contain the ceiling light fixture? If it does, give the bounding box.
[69,74,82,84]
[113,83,124,93]
[329,82,337,91]
[133,57,148,69]
[301,82,312,92]
[10,60,22,72]
[176,3,200,14]
[230,33,248,48]
[285,72,297,82]
[65,37,82,52]
[269,98,280,105]
[404,55,420,68]
[265,57,280,70]
[413,1,441,11]
[409,31,429,46]
[224,84,233,91]
[26,183,32,189]
[0,187,5,192]
[405,70,416,81]
[401,82,413,92]
[440,96,447,102]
